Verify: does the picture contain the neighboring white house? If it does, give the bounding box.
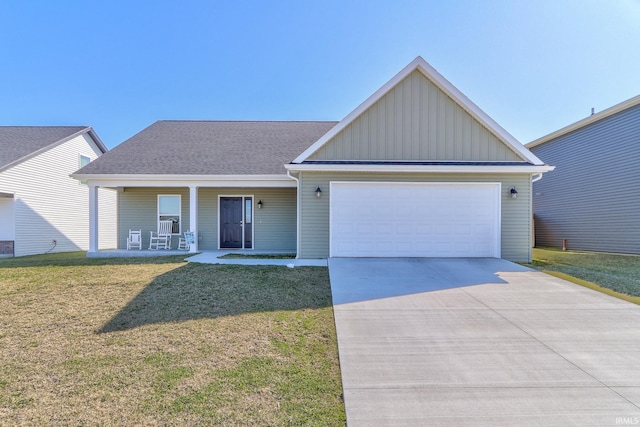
[0,126,117,257]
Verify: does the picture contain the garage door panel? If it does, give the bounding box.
[330,182,500,258]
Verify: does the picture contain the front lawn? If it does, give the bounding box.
[0,252,345,425]
[531,247,640,297]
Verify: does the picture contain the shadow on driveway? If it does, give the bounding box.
[329,258,533,305]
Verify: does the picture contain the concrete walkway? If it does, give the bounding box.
[329,258,640,426]
[187,251,327,266]
[88,249,327,266]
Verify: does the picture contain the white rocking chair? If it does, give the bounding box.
[127,229,142,250]
[178,232,192,250]
[149,220,173,250]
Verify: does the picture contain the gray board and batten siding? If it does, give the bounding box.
[297,172,533,262]
[118,187,296,251]
[529,102,640,254]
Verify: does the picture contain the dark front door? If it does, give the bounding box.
[220,197,243,248]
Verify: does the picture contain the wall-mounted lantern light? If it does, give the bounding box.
[315,186,322,198]
[257,200,263,209]
[510,187,518,199]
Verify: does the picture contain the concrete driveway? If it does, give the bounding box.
[329,258,640,426]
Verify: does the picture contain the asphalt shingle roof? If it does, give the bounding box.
[0,126,88,169]
[78,121,338,175]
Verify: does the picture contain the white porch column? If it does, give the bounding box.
[189,185,198,253]
[88,185,99,253]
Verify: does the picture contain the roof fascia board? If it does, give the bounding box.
[0,126,95,174]
[526,94,640,149]
[86,127,108,153]
[71,174,297,188]
[285,163,554,174]
[292,56,545,166]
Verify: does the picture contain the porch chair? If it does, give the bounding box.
[149,220,173,250]
[178,231,192,250]
[126,229,142,250]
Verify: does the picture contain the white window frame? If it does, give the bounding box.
[157,194,181,235]
[79,155,91,184]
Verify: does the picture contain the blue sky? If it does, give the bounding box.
[1,0,639,149]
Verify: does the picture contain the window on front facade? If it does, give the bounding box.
[79,155,90,184]
[158,195,181,234]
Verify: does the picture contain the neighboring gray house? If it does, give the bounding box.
[73,57,553,262]
[527,94,640,254]
[0,126,117,257]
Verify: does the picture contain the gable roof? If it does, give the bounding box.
[526,94,640,149]
[76,121,338,176]
[292,56,545,166]
[0,126,106,173]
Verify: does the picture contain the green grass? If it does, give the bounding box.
[0,252,345,425]
[531,247,640,297]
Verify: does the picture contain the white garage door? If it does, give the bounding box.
[330,182,501,258]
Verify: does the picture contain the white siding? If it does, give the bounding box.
[0,133,117,256]
[0,198,15,240]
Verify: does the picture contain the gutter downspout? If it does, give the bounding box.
[287,170,301,259]
[532,173,543,183]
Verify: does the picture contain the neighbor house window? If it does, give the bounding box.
[79,155,90,184]
[158,195,181,234]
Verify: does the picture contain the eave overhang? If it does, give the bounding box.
[70,173,297,188]
[285,162,554,174]
[527,93,640,149]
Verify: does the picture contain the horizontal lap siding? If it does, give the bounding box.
[308,70,522,162]
[118,188,190,250]
[531,104,640,254]
[119,187,296,251]
[299,172,532,262]
[0,133,116,256]
[198,188,296,251]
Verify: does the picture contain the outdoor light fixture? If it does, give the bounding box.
[315,186,322,198]
[257,200,263,209]
[510,187,518,199]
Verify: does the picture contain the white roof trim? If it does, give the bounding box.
[70,173,297,188]
[285,163,554,174]
[526,93,640,149]
[292,56,545,166]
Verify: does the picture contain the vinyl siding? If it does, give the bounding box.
[0,133,116,257]
[0,198,14,240]
[530,103,640,254]
[308,70,523,162]
[118,188,191,250]
[118,187,296,251]
[298,172,532,262]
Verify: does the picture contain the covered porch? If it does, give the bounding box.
[84,175,299,256]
